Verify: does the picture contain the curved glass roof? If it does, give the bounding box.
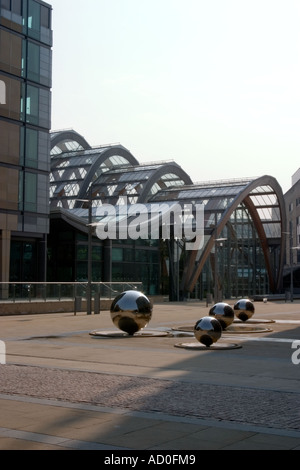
[50,131,140,209]
[90,162,190,205]
[150,176,286,294]
[150,178,283,240]
[50,131,192,209]
[50,129,91,156]
[49,131,286,295]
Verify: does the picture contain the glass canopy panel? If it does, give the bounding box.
[205,197,235,211]
[78,168,87,178]
[49,185,56,197]
[272,207,281,221]
[64,141,83,151]
[119,170,153,182]
[50,146,63,156]
[109,155,131,166]
[50,140,85,155]
[150,183,161,195]
[257,207,273,220]
[64,183,80,196]
[55,160,70,169]
[250,185,273,194]
[250,193,277,207]
[263,222,282,238]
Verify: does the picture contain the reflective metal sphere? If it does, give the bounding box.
[234,299,255,322]
[194,316,222,347]
[110,290,153,335]
[209,302,234,329]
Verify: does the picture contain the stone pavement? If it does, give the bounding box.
[0,300,300,451]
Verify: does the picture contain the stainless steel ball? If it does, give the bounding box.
[209,302,234,329]
[110,290,153,335]
[194,316,222,347]
[234,299,255,322]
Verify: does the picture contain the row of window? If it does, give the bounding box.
[18,169,49,215]
[0,28,52,86]
[288,200,300,212]
[0,120,49,170]
[75,245,160,264]
[19,170,37,211]
[0,74,51,128]
[0,167,41,214]
[1,0,52,46]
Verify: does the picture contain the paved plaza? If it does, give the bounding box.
[0,299,300,450]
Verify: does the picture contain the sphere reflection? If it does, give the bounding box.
[110,290,153,335]
[209,302,234,329]
[194,316,222,347]
[234,299,255,322]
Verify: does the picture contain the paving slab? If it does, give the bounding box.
[0,300,300,451]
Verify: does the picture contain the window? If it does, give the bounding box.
[24,172,37,212]
[2,0,11,10]
[1,0,24,33]
[41,5,50,28]
[112,248,123,262]
[12,0,22,15]
[39,46,51,86]
[3,0,22,14]
[92,246,102,261]
[28,0,40,39]
[0,30,24,76]
[77,245,88,261]
[19,171,38,212]
[0,121,21,165]
[26,85,39,124]
[0,75,22,121]
[25,128,38,168]
[18,170,23,209]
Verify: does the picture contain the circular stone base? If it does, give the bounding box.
[233,318,275,324]
[174,342,242,350]
[90,330,170,338]
[224,324,273,334]
[172,326,194,332]
[173,324,273,334]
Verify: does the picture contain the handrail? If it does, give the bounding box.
[0,282,143,285]
[0,282,143,303]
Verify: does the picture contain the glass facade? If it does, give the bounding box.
[152,178,286,299]
[198,205,270,299]
[0,0,52,289]
[48,132,286,299]
[47,218,161,296]
[48,131,192,295]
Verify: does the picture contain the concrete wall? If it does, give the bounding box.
[0,296,165,316]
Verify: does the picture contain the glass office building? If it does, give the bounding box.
[0,0,52,290]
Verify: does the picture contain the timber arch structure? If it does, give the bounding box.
[150,175,286,297]
[49,130,286,298]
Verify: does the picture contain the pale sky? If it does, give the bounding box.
[50,0,300,194]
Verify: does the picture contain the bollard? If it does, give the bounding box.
[206,293,213,307]
[94,293,101,315]
[74,296,82,316]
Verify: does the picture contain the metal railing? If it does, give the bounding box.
[0,282,143,303]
